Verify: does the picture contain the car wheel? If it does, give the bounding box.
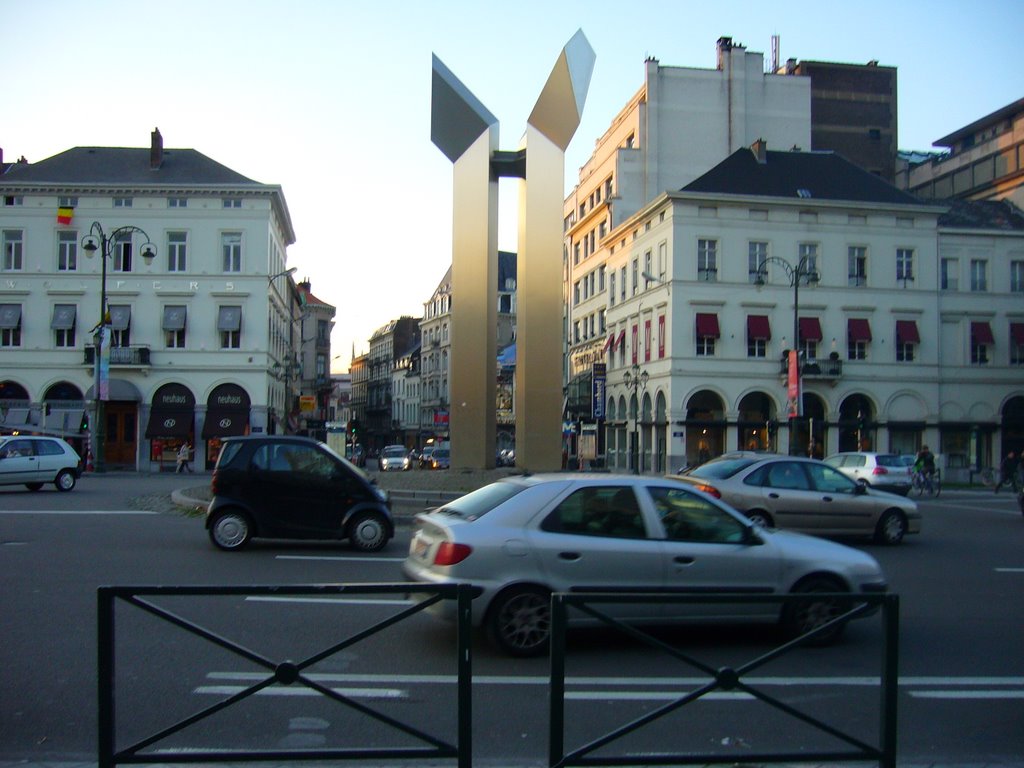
[874,509,907,545]
[25,482,44,492]
[746,510,773,529]
[54,469,76,492]
[209,510,253,551]
[487,586,551,657]
[782,576,849,646]
[348,512,389,552]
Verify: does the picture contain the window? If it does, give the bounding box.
[222,232,242,272]
[798,243,819,283]
[1011,260,1024,293]
[609,271,616,306]
[748,241,768,283]
[631,258,638,296]
[113,197,133,208]
[697,239,718,281]
[539,485,646,539]
[58,231,78,271]
[658,241,667,280]
[317,320,329,343]
[895,320,918,362]
[896,248,914,283]
[847,319,872,361]
[218,305,242,349]
[573,242,580,265]
[167,231,187,272]
[52,304,77,348]
[971,321,993,365]
[619,266,626,302]
[163,305,187,348]
[647,485,746,543]
[644,250,652,288]
[573,281,580,305]
[970,259,988,292]
[3,229,24,271]
[223,198,242,208]
[747,315,770,358]
[0,304,22,347]
[848,246,867,287]
[941,258,959,291]
[108,305,131,347]
[168,197,188,208]
[695,313,719,357]
[58,196,78,207]
[598,265,606,292]
[113,233,132,272]
[4,195,23,206]
[1011,323,1024,365]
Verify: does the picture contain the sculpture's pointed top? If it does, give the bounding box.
[528,29,596,150]
[431,54,499,163]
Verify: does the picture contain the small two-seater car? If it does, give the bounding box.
[206,435,393,552]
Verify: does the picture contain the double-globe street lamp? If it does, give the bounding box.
[81,222,157,472]
[622,362,649,474]
[754,255,819,456]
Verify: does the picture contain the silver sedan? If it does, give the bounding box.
[669,454,920,544]
[403,474,888,656]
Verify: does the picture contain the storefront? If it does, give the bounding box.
[201,383,251,469]
[145,383,195,471]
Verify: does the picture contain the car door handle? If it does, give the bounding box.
[674,556,695,565]
[769,492,781,498]
[558,552,581,561]
[821,496,834,502]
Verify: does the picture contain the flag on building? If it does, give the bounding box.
[57,206,74,225]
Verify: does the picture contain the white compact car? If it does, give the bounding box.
[0,435,83,491]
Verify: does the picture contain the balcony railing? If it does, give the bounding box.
[83,346,151,366]
[779,356,843,380]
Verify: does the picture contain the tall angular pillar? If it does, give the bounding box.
[431,32,594,471]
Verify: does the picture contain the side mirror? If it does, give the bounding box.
[854,479,868,495]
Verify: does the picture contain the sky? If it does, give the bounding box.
[2,0,1022,372]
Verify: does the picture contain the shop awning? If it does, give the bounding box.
[202,409,249,439]
[746,315,771,341]
[895,320,920,344]
[108,305,131,331]
[144,409,193,438]
[971,321,994,345]
[217,306,241,332]
[847,318,872,342]
[798,317,823,342]
[162,306,186,331]
[0,304,22,329]
[51,304,77,330]
[1011,322,1024,345]
[0,407,30,427]
[695,312,720,338]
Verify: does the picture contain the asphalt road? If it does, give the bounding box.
[1,474,1022,766]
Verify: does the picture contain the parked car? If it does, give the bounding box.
[0,435,82,492]
[429,447,450,470]
[379,444,411,472]
[669,454,920,544]
[403,474,888,656]
[205,435,393,552]
[824,452,913,495]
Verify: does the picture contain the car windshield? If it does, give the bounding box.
[687,457,760,479]
[383,447,406,457]
[320,441,370,479]
[875,454,903,468]
[436,479,524,519]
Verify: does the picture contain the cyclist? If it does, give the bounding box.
[914,445,936,488]
[994,450,1019,494]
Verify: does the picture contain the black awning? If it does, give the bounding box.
[202,409,249,439]
[145,409,193,438]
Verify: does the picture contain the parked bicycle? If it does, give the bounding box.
[911,468,941,497]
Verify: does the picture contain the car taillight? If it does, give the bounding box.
[694,483,721,499]
[434,541,472,566]
[210,470,221,494]
[872,466,889,476]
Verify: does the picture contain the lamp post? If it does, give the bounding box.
[622,363,649,474]
[754,255,819,456]
[81,222,156,472]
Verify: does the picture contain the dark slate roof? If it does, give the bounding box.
[682,147,922,206]
[0,146,259,186]
[936,198,1024,230]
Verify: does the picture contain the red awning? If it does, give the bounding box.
[1011,322,1024,345]
[895,320,920,344]
[971,321,994,345]
[798,317,822,342]
[603,334,614,353]
[747,314,771,340]
[616,329,626,350]
[847,318,872,342]
[695,312,720,338]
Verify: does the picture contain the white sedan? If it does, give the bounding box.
[403,474,888,656]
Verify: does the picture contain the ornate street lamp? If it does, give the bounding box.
[81,222,156,472]
[754,255,819,456]
[622,363,649,474]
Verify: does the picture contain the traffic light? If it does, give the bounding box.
[44,403,52,416]
[79,412,89,432]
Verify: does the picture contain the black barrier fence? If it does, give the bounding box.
[97,583,473,768]
[549,591,899,768]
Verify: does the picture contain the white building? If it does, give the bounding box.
[0,129,301,471]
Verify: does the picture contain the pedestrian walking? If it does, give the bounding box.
[176,441,193,473]
[994,450,1018,493]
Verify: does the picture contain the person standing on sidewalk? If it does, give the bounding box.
[994,450,1018,493]
[176,441,193,474]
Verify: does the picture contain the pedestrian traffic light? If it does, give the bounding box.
[79,413,89,432]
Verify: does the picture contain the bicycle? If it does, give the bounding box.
[978,466,997,487]
[911,468,941,498]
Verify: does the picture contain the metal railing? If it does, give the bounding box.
[84,345,151,366]
[98,583,473,768]
[549,591,899,768]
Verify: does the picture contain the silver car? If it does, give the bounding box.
[403,474,888,656]
[379,444,410,472]
[670,454,920,544]
[0,435,82,492]
[824,452,913,496]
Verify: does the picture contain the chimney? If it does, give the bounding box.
[150,127,163,170]
[751,139,768,164]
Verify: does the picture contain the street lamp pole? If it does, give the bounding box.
[622,363,648,474]
[81,222,156,472]
[755,256,819,456]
